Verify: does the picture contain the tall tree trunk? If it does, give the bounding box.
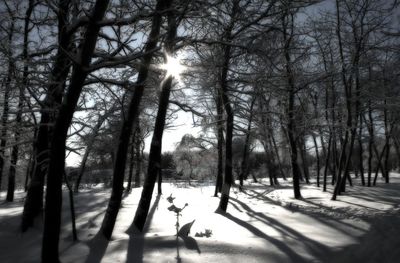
[323,134,332,192]
[157,168,163,195]
[6,0,34,202]
[373,143,387,185]
[134,127,142,188]
[126,139,135,193]
[0,81,10,193]
[312,134,320,187]
[42,1,109,261]
[393,138,400,170]
[216,0,240,211]
[0,11,15,193]
[22,0,74,231]
[367,102,373,187]
[239,97,255,188]
[133,6,177,231]
[263,143,275,186]
[269,128,286,180]
[383,100,390,183]
[283,12,301,199]
[214,89,224,196]
[64,172,77,241]
[298,136,310,184]
[358,113,365,185]
[100,0,173,239]
[332,0,354,200]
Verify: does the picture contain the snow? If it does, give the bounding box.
[1,174,400,263]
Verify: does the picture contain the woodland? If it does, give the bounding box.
[0,0,400,262]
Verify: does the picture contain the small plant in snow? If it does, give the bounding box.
[166,194,194,236]
[195,229,212,238]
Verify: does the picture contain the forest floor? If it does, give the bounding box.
[0,174,400,263]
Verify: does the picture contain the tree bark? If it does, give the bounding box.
[298,136,310,184]
[323,134,332,192]
[133,5,177,231]
[216,0,240,212]
[0,11,15,192]
[358,113,365,186]
[239,97,255,188]
[383,100,390,183]
[22,0,74,231]
[367,102,373,187]
[282,11,301,199]
[126,138,135,192]
[214,88,224,196]
[134,127,142,188]
[312,134,320,187]
[100,0,173,238]
[6,0,34,202]
[42,1,109,261]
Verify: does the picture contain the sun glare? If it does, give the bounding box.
[160,54,186,80]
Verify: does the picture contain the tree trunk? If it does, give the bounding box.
[383,101,390,183]
[332,0,354,200]
[323,134,332,192]
[367,102,373,187]
[64,171,77,241]
[158,159,163,195]
[269,129,286,180]
[239,97,255,188]
[100,0,173,238]
[312,134,320,187]
[393,138,400,170]
[134,127,142,188]
[373,143,387,185]
[42,1,109,261]
[0,13,15,192]
[133,5,177,231]
[214,89,224,196]
[263,143,275,186]
[22,0,74,231]
[298,137,310,184]
[282,11,301,199]
[0,81,10,192]
[216,1,240,211]
[126,140,135,192]
[358,113,365,185]
[6,1,34,202]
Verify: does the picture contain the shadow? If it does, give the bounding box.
[84,231,110,263]
[180,235,201,254]
[126,194,161,263]
[228,200,243,213]
[244,189,368,233]
[229,197,331,261]
[82,192,155,263]
[217,211,307,263]
[325,214,400,263]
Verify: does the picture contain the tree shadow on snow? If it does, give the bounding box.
[216,210,308,263]
[125,194,200,263]
[84,231,110,263]
[82,194,162,263]
[125,194,161,263]
[226,197,332,262]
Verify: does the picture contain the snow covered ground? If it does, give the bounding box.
[1,174,399,263]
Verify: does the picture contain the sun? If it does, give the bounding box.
[160,54,186,80]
